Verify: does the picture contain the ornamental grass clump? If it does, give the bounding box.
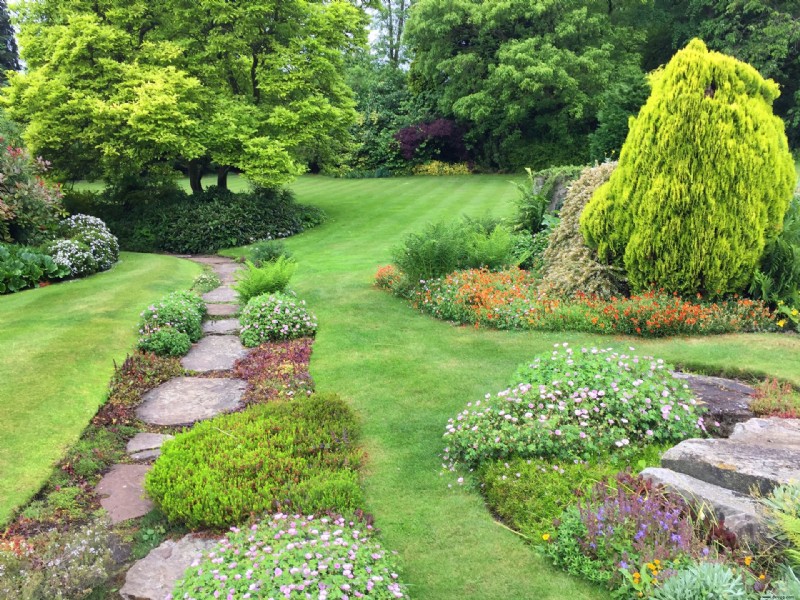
[444,344,705,467]
[239,292,317,347]
[171,513,409,600]
[146,393,364,529]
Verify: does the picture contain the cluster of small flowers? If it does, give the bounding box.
[59,214,112,237]
[46,239,98,277]
[44,214,119,277]
[170,513,409,600]
[239,292,318,347]
[444,344,705,466]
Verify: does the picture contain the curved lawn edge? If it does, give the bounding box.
[0,252,202,524]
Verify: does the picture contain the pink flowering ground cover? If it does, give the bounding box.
[171,513,409,600]
[232,338,315,405]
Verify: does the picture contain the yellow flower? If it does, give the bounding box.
[633,572,641,581]
[759,574,766,581]
[792,308,798,316]
[744,556,752,567]
[778,319,787,327]
[654,559,661,566]
[542,533,550,541]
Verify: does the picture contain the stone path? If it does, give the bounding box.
[89,256,250,598]
[673,372,756,436]
[642,416,800,542]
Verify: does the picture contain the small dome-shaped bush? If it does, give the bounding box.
[239,291,317,347]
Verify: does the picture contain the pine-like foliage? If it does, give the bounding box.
[580,39,796,297]
[0,0,19,81]
[539,162,626,299]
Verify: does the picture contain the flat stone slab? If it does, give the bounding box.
[96,464,153,524]
[126,433,173,454]
[136,377,247,426]
[202,286,238,303]
[206,302,239,317]
[729,417,800,448]
[642,467,766,541]
[203,318,240,335]
[181,335,249,372]
[187,255,232,266]
[672,373,755,436]
[129,449,161,462]
[661,437,800,496]
[120,534,221,600]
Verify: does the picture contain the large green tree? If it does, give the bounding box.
[0,0,19,82]
[4,0,368,190]
[404,0,647,170]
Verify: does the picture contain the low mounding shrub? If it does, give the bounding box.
[444,344,704,466]
[239,292,317,347]
[190,270,221,294]
[146,394,364,529]
[539,162,625,298]
[64,186,325,254]
[0,518,115,599]
[136,328,191,357]
[171,513,409,600]
[44,238,98,277]
[137,291,205,356]
[59,214,120,271]
[0,243,69,293]
[401,270,776,336]
[234,256,296,304]
[651,561,749,600]
[250,239,292,265]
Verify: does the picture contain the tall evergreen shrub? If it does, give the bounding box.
[580,39,796,297]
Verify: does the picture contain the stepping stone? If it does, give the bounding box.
[187,255,232,266]
[672,372,755,436]
[728,417,800,448]
[120,534,221,600]
[661,437,800,496]
[642,467,766,541]
[215,263,241,284]
[181,335,249,372]
[136,377,247,426]
[202,286,238,303]
[203,318,240,335]
[206,302,239,317]
[126,433,173,462]
[95,464,153,524]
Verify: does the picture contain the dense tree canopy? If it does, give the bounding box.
[4,0,368,190]
[404,0,648,169]
[0,0,19,82]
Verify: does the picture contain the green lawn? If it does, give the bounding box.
[0,253,201,523]
[221,175,800,599]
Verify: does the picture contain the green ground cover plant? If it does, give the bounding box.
[171,513,409,599]
[146,393,364,530]
[190,269,221,294]
[136,290,206,357]
[0,252,200,524]
[231,338,315,404]
[0,242,68,293]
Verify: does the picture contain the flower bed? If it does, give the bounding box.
[171,513,408,599]
[377,266,776,337]
[232,338,314,404]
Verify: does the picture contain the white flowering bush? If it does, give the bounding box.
[171,513,409,600]
[44,238,98,277]
[59,214,112,237]
[240,291,317,347]
[138,291,206,356]
[60,214,119,271]
[444,344,706,466]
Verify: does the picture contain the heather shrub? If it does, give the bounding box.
[234,256,296,304]
[232,338,314,404]
[0,518,115,599]
[146,394,363,529]
[44,238,98,277]
[444,345,704,466]
[137,328,191,357]
[171,513,409,600]
[651,561,748,600]
[239,292,317,347]
[137,291,205,355]
[0,243,69,293]
[540,162,625,299]
[581,39,796,297]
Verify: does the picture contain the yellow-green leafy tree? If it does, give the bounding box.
[580,38,796,297]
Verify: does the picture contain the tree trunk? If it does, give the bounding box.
[188,160,204,194]
[217,166,230,190]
